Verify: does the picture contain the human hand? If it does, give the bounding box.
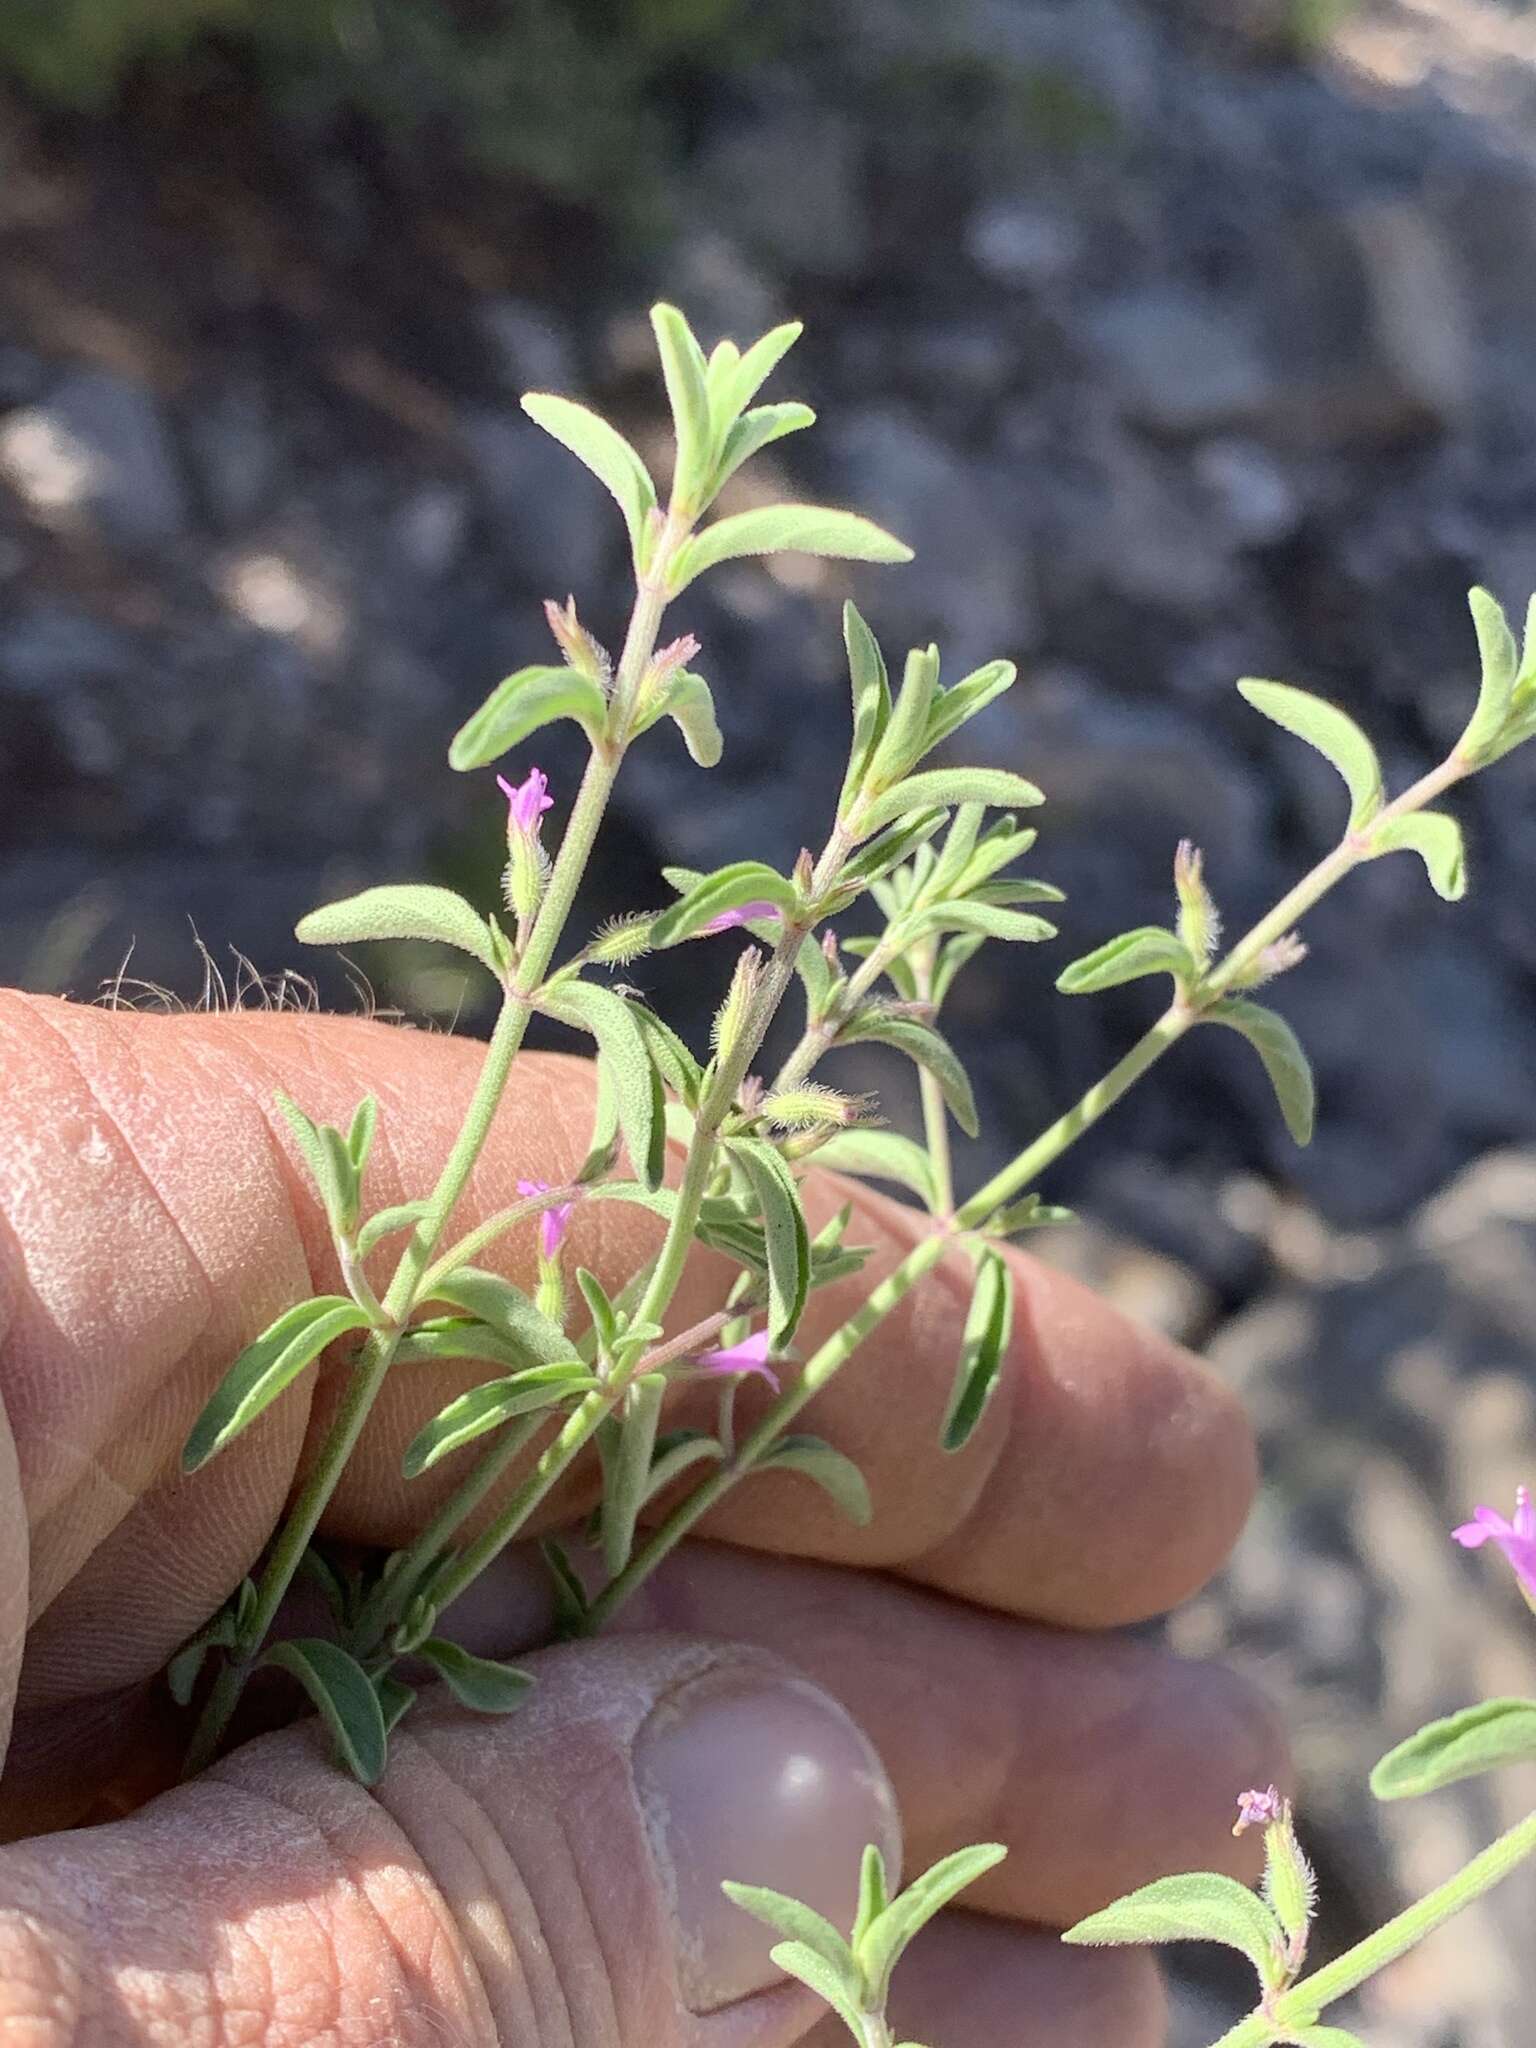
[0,993,1279,2045]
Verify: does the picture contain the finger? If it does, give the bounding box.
[445,1541,1283,1928]
[0,1639,898,2045]
[0,997,1249,1702]
[801,1911,1166,2048]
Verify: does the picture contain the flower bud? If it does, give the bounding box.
[544,595,609,681]
[1174,839,1221,965]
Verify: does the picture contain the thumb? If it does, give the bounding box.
[0,1638,899,2046]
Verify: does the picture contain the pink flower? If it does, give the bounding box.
[695,1329,780,1391]
[702,902,781,936]
[498,767,553,840]
[1233,1785,1287,1836]
[517,1177,575,1260]
[1453,1485,1536,1611]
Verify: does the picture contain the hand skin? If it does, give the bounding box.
[0,992,1283,2046]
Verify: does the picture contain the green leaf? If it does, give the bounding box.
[857,766,1045,840]
[922,660,1017,752]
[264,1639,388,1785]
[415,1637,535,1714]
[914,900,1057,945]
[1366,811,1466,901]
[728,1137,811,1346]
[726,320,804,414]
[839,809,950,890]
[539,1535,589,1634]
[931,932,986,1004]
[857,1845,1008,2006]
[394,1315,558,1374]
[643,1429,726,1503]
[375,1674,416,1735]
[656,669,723,767]
[630,1004,705,1109]
[358,1196,430,1253]
[852,1844,889,1952]
[346,1095,378,1172]
[520,393,656,569]
[837,1013,978,1138]
[1062,1872,1286,1988]
[651,303,714,511]
[543,982,666,1189]
[1459,586,1520,762]
[768,1942,864,2035]
[401,1365,595,1475]
[1237,678,1384,831]
[672,505,913,592]
[318,1123,361,1234]
[1284,2031,1370,2047]
[1204,997,1316,1146]
[759,1434,872,1526]
[943,1248,1013,1451]
[811,1130,937,1209]
[447,665,608,772]
[183,1296,369,1472]
[1056,926,1196,995]
[990,1193,1074,1236]
[720,1881,856,1976]
[425,1268,575,1366]
[651,862,799,947]
[575,1266,620,1355]
[711,402,816,495]
[840,601,894,807]
[273,1091,353,1231]
[600,1373,666,1575]
[866,644,941,792]
[1370,1698,1536,1801]
[296,886,500,976]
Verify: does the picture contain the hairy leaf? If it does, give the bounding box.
[857,766,1044,840]
[425,1268,575,1366]
[447,664,607,772]
[922,659,1017,752]
[600,1374,667,1575]
[857,1845,1008,2006]
[1204,997,1315,1145]
[356,1200,429,1259]
[1237,678,1384,831]
[644,1429,727,1503]
[811,1130,937,1209]
[415,1637,535,1714]
[656,669,723,767]
[1367,811,1466,901]
[1459,585,1520,762]
[401,1365,595,1475]
[726,320,804,414]
[1371,1698,1536,1801]
[1062,1872,1285,1988]
[838,1013,978,1137]
[759,1435,872,1526]
[712,402,816,495]
[652,862,798,947]
[183,1296,369,1472]
[867,644,941,791]
[720,1882,855,1976]
[916,899,1057,945]
[521,393,656,568]
[840,600,894,808]
[853,1844,889,1952]
[768,1942,864,2035]
[652,303,714,510]
[943,1248,1013,1451]
[544,982,666,1189]
[672,504,912,591]
[728,1137,811,1346]
[296,886,500,976]
[265,1639,388,1785]
[1056,927,1196,995]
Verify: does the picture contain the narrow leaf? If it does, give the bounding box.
[858,1845,1008,2005]
[657,669,723,767]
[672,505,913,592]
[346,1095,378,1171]
[601,1374,667,1575]
[402,1367,594,1475]
[853,1844,889,1952]
[811,1130,937,1209]
[857,766,1044,840]
[183,1297,368,1472]
[265,1639,388,1785]
[520,393,656,567]
[544,983,666,1189]
[720,1881,856,1976]
[416,1637,535,1713]
[837,1014,978,1138]
[643,1429,726,1504]
[760,1435,872,1526]
[426,1268,575,1366]
[296,886,499,976]
[1459,585,1519,761]
[767,1941,864,2034]
[1370,1698,1536,1801]
[1367,811,1466,901]
[916,900,1057,945]
[1204,998,1316,1145]
[1062,1872,1286,1988]
[1056,927,1196,996]
[273,1091,349,1225]
[840,600,894,806]
[447,665,607,772]
[840,808,950,889]
[712,402,816,495]
[922,660,1017,751]
[651,303,714,510]
[539,1536,589,1634]
[866,644,941,791]
[651,863,798,947]
[943,1248,1013,1451]
[727,320,803,413]
[1237,678,1384,830]
[728,1137,811,1346]
[393,1315,558,1374]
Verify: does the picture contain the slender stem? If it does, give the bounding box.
[912,943,953,1216]
[417,1183,584,1302]
[770,921,907,1096]
[857,2012,894,2048]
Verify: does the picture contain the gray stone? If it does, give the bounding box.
[966,199,1082,287]
[477,297,577,394]
[1091,288,1271,438]
[695,105,867,279]
[0,369,189,545]
[462,407,605,595]
[185,382,278,530]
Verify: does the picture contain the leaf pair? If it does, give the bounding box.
[722,1842,1005,2041]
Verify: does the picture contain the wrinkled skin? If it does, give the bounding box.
[0,994,1282,2045]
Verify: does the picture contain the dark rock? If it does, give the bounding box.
[0,369,189,546]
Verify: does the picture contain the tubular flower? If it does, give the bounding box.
[702,902,781,936]
[694,1329,780,1391]
[498,767,554,842]
[517,1178,575,1261]
[1453,1485,1536,1611]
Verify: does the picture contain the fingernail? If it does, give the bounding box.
[634,1667,901,2014]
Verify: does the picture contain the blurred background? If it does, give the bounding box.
[2,1,1536,2038]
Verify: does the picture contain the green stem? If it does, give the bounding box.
[769,921,906,1096]
[1209,1805,1536,2047]
[913,943,953,1216]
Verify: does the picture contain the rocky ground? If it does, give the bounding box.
[4,1,1536,2039]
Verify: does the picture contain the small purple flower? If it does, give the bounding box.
[1453,1485,1536,1611]
[1233,1785,1287,1836]
[498,767,554,841]
[702,901,781,936]
[695,1328,780,1391]
[517,1177,575,1261]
